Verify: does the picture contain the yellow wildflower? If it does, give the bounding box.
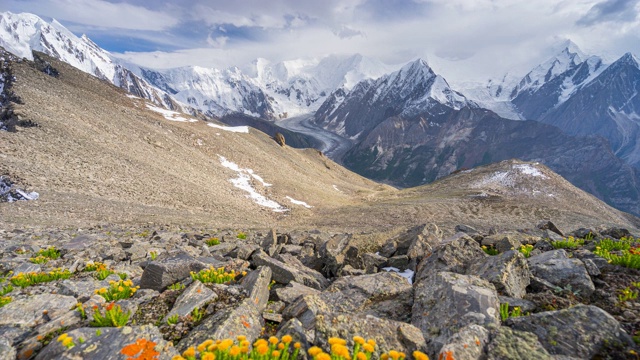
[269,336,279,345]
[362,344,375,353]
[328,337,347,346]
[172,356,186,360]
[317,353,331,360]
[257,344,269,355]
[202,354,215,360]
[183,347,196,358]
[57,333,69,342]
[281,335,293,344]
[357,352,367,360]
[388,350,400,360]
[272,350,281,358]
[229,345,241,356]
[294,342,301,349]
[237,335,247,342]
[308,346,323,357]
[413,351,429,360]
[353,336,365,345]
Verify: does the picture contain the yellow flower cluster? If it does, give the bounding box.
[172,335,301,360]
[190,266,242,284]
[84,261,108,272]
[94,279,139,301]
[10,268,72,288]
[57,333,75,349]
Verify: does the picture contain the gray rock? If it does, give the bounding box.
[497,296,536,314]
[415,233,486,283]
[209,242,239,257]
[261,229,279,256]
[318,234,361,277]
[62,234,98,251]
[582,258,601,277]
[438,324,490,360]
[241,266,272,312]
[362,252,388,273]
[140,253,208,291]
[314,313,427,355]
[537,220,565,237]
[406,224,443,270]
[507,305,632,358]
[455,224,479,236]
[282,245,303,256]
[412,271,500,354]
[229,243,261,260]
[494,236,522,253]
[275,281,320,304]
[13,262,41,274]
[35,325,177,360]
[341,265,366,276]
[466,250,531,298]
[58,279,103,302]
[177,298,263,352]
[486,326,552,360]
[276,318,311,355]
[164,280,217,321]
[0,337,16,360]
[387,255,409,269]
[252,251,328,290]
[0,294,76,327]
[483,233,538,247]
[528,250,595,297]
[262,312,283,323]
[282,293,332,329]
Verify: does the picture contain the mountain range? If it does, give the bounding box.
[2,11,640,217]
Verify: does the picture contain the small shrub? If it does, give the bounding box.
[90,302,130,327]
[0,296,11,307]
[84,261,108,272]
[168,282,186,291]
[190,266,243,284]
[237,232,247,240]
[499,302,523,322]
[57,333,75,349]
[95,269,115,281]
[190,307,204,322]
[94,279,139,301]
[619,287,639,303]
[149,251,158,261]
[481,245,499,256]
[0,284,13,296]
[519,244,534,258]
[167,314,179,325]
[205,237,220,246]
[118,272,128,280]
[10,268,72,288]
[551,236,584,249]
[29,247,61,264]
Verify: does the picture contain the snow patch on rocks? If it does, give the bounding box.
[219,156,286,212]
[207,123,250,133]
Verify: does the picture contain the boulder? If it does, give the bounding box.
[318,234,361,278]
[241,266,272,311]
[438,324,490,360]
[507,305,633,358]
[274,132,286,146]
[599,227,631,239]
[537,220,565,237]
[275,318,311,353]
[252,251,328,290]
[362,252,388,273]
[412,271,500,355]
[485,327,553,360]
[0,337,15,360]
[275,281,321,304]
[493,236,522,254]
[0,294,76,327]
[414,233,486,283]
[164,280,217,321]
[527,250,595,297]
[35,325,177,360]
[466,250,531,298]
[140,253,208,291]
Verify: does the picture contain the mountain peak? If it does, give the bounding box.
[559,39,586,61]
[616,52,640,68]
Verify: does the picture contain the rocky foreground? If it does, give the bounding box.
[1,222,640,360]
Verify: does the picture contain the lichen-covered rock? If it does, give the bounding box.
[177,298,263,352]
[140,253,208,291]
[466,250,531,298]
[164,280,216,321]
[362,252,388,273]
[412,271,500,355]
[0,294,76,327]
[318,234,361,278]
[314,313,427,355]
[438,324,490,360]
[0,337,16,360]
[276,318,311,356]
[486,326,552,360]
[58,279,104,302]
[241,266,272,312]
[414,233,486,283]
[275,281,321,304]
[507,305,633,358]
[252,251,328,290]
[282,293,332,330]
[527,249,595,297]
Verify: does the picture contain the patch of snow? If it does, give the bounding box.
[145,104,196,122]
[207,123,249,133]
[0,176,39,202]
[382,267,414,285]
[218,156,286,212]
[513,164,547,178]
[333,185,341,192]
[286,196,313,208]
[126,94,139,99]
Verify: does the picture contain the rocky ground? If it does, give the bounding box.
[1,221,639,360]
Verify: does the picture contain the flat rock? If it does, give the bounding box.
[140,253,208,291]
[415,233,486,284]
[0,337,16,360]
[412,271,500,355]
[486,326,552,360]
[164,280,216,321]
[241,266,272,312]
[58,279,104,302]
[362,252,388,273]
[507,305,633,358]
[527,250,595,297]
[275,281,320,304]
[466,250,531,298]
[0,294,76,327]
[35,324,178,359]
[252,251,328,290]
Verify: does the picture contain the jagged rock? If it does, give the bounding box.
[507,305,633,358]
[275,281,320,304]
[140,253,208,291]
[164,280,216,321]
[252,251,328,290]
[414,233,486,283]
[387,255,409,269]
[438,324,490,360]
[537,220,564,237]
[362,252,388,273]
[282,294,332,330]
[0,337,16,360]
[599,227,631,239]
[314,312,427,355]
[62,234,99,251]
[228,243,260,260]
[570,228,598,239]
[412,271,500,355]
[318,234,361,277]
[282,245,303,255]
[0,294,76,327]
[276,318,311,353]
[209,242,239,257]
[455,224,479,236]
[241,266,272,312]
[582,258,601,277]
[177,298,263,352]
[466,250,531,298]
[482,233,538,247]
[497,296,537,314]
[274,132,286,146]
[35,325,178,359]
[494,236,522,253]
[527,249,595,297]
[532,240,554,252]
[486,327,552,360]
[341,265,366,276]
[261,229,280,256]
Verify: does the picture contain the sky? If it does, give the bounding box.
[1,0,639,83]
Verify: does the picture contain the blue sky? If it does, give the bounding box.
[1,0,639,82]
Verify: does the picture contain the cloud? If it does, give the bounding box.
[577,0,640,26]
[333,25,364,39]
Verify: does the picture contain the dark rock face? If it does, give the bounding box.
[527,249,595,297]
[140,253,208,291]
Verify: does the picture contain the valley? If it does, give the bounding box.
[277,114,354,160]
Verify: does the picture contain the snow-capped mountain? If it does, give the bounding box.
[314,58,470,139]
[0,11,180,110]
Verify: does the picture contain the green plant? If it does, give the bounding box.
[552,284,581,297]
[84,261,108,272]
[0,284,13,296]
[499,303,523,322]
[167,314,179,325]
[95,268,115,281]
[10,268,72,288]
[596,237,638,252]
[594,247,640,270]
[94,279,139,301]
[481,245,499,256]
[584,232,594,241]
[190,307,204,322]
[29,247,61,264]
[268,280,276,290]
[90,302,131,327]
[618,287,639,303]
[237,232,247,240]
[0,296,11,307]
[76,303,87,320]
[57,333,75,349]
[190,266,243,284]
[205,237,220,246]
[551,236,585,249]
[168,282,186,291]
[519,244,534,258]
[78,337,85,344]
[149,251,158,261]
[118,273,128,280]
[96,329,102,336]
